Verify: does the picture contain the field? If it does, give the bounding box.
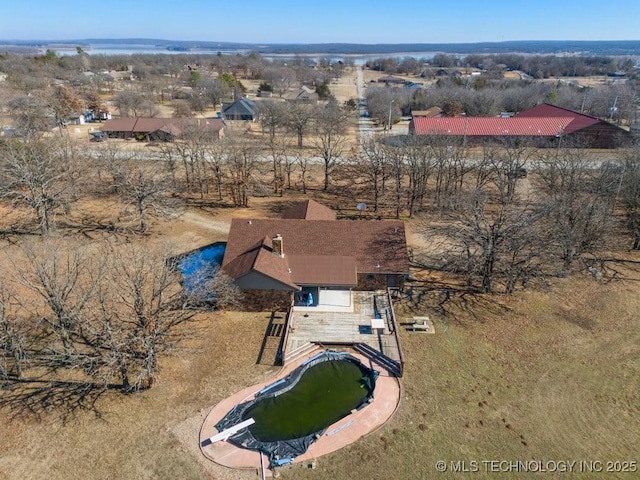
[0,193,638,480]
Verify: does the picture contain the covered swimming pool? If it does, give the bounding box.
[176,242,226,298]
[210,350,378,466]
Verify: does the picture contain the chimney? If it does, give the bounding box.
[272,234,284,257]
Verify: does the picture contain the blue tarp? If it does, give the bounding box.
[177,243,226,297]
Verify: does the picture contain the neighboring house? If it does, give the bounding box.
[409,103,630,148]
[66,112,86,125]
[284,86,319,104]
[405,81,423,90]
[85,109,112,122]
[222,98,258,121]
[377,75,406,85]
[411,107,442,118]
[106,70,134,81]
[102,117,225,141]
[222,200,409,311]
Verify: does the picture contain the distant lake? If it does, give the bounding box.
[54,44,249,56]
[53,44,438,64]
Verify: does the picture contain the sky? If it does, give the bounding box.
[1,0,639,44]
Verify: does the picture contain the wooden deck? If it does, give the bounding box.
[284,291,403,375]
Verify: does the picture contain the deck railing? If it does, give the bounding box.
[386,287,405,377]
[278,298,296,366]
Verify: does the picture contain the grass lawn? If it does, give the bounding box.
[281,275,640,479]
[1,199,638,480]
[2,272,638,479]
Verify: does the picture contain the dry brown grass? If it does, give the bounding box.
[1,190,639,479]
[282,272,640,479]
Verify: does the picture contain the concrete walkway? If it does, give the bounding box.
[199,349,401,471]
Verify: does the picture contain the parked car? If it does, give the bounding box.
[89,131,107,142]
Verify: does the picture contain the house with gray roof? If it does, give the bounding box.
[222,98,258,121]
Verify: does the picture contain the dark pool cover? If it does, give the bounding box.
[213,350,378,467]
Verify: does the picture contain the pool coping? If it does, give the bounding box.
[199,347,401,470]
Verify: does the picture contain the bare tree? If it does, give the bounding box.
[431,190,545,293]
[384,143,406,219]
[366,86,402,131]
[110,161,176,232]
[0,285,26,380]
[312,100,351,191]
[403,137,435,217]
[294,149,310,194]
[263,67,296,97]
[7,94,51,137]
[356,137,388,213]
[268,134,291,195]
[481,140,533,205]
[113,90,145,116]
[100,242,240,390]
[14,241,95,359]
[618,145,640,249]
[197,77,229,110]
[285,102,314,148]
[534,148,615,269]
[224,138,260,207]
[257,100,286,144]
[0,138,80,235]
[1,239,240,394]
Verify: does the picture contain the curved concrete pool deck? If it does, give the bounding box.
[199,350,401,470]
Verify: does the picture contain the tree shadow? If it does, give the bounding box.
[0,379,118,424]
[400,277,512,327]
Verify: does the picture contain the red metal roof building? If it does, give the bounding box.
[409,116,573,137]
[409,103,629,148]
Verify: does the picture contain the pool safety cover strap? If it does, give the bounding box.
[215,350,377,467]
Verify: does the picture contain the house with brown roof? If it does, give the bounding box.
[377,75,406,85]
[222,200,409,310]
[411,107,443,118]
[284,86,319,104]
[102,117,225,141]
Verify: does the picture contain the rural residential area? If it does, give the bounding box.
[0,2,639,479]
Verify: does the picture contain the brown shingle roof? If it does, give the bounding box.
[411,107,442,117]
[281,200,337,220]
[102,117,137,132]
[287,255,357,286]
[101,117,224,135]
[223,237,299,290]
[222,219,409,285]
[132,118,170,133]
